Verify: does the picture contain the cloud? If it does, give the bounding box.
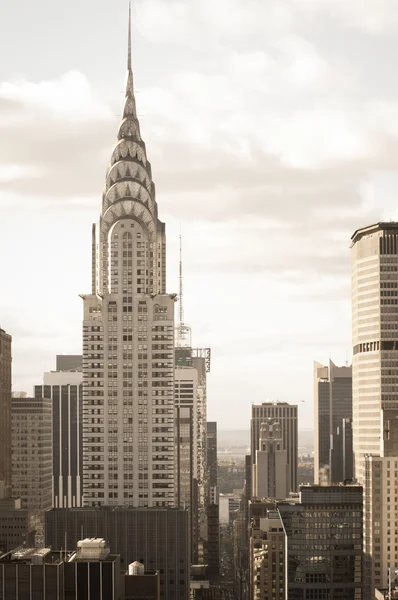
[290,0,398,34]
[0,71,113,121]
[0,72,117,197]
[2,0,398,427]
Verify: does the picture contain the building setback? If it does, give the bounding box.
[251,402,298,494]
[81,8,176,508]
[45,507,190,600]
[0,328,12,499]
[35,360,83,508]
[252,421,288,500]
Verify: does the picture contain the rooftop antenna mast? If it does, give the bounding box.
[178,228,184,342]
[176,227,191,348]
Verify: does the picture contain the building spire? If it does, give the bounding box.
[176,228,192,348]
[122,2,137,121]
[178,228,184,335]
[128,2,132,72]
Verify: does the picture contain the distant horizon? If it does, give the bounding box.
[218,427,313,432]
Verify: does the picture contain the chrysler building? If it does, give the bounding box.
[81,10,176,507]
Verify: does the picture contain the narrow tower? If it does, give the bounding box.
[81,10,176,507]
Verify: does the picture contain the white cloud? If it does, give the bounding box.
[290,0,398,34]
[0,164,41,182]
[0,71,113,121]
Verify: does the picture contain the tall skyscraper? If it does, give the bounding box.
[11,395,52,545]
[314,360,353,484]
[351,222,398,593]
[35,356,83,508]
[0,328,12,499]
[251,402,298,494]
[252,421,288,500]
[81,11,176,508]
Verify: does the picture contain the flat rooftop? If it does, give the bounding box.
[351,222,398,244]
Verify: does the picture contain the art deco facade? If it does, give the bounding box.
[81,15,176,507]
[0,328,12,499]
[351,223,398,594]
[252,421,288,500]
[251,402,298,494]
[314,360,353,484]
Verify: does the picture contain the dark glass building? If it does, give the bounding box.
[206,422,217,491]
[45,507,190,600]
[0,539,122,600]
[278,484,363,600]
[0,328,12,499]
[314,361,353,484]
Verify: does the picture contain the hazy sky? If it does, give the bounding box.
[1,0,398,430]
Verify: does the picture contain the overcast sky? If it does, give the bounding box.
[1,0,398,431]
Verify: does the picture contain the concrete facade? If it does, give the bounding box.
[251,402,298,494]
[253,422,288,500]
[351,223,398,594]
[250,509,286,600]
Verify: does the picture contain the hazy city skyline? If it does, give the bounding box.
[1,0,398,429]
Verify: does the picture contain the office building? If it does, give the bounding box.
[206,503,220,583]
[45,506,190,599]
[278,483,363,599]
[0,328,12,499]
[351,223,398,594]
[174,347,210,563]
[175,366,199,508]
[35,357,83,508]
[0,494,35,555]
[250,507,286,600]
[56,355,82,371]
[252,421,288,499]
[80,8,176,508]
[124,562,160,600]
[0,538,122,600]
[251,402,298,494]
[11,396,52,545]
[314,360,353,484]
[175,349,209,507]
[207,422,217,492]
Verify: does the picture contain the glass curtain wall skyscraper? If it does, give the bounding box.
[81,11,176,508]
